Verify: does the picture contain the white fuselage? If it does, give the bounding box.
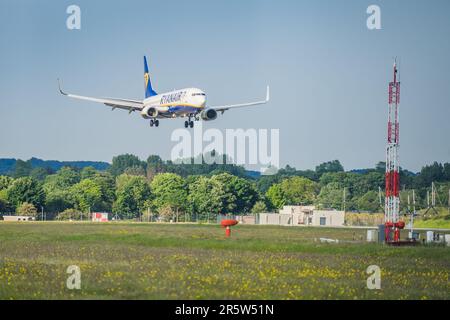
[141,88,206,119]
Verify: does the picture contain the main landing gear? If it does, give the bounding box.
[150,119,159,127]
[184,115,195,128]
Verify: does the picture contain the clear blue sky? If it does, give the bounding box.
[0,0,449,172]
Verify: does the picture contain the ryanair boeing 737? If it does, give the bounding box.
[58,56,269,128]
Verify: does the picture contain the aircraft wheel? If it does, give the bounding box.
[150,120,154,127]
[184,121,189,128]
[189,121,194,128]
[154,120,159,127]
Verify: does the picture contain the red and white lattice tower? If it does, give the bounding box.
[384,61,404,242]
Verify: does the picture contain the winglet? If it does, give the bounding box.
[266,85,270,102]
[57,78,67,96]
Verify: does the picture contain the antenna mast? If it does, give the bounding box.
[385,61,404,242]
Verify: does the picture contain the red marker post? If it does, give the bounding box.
[221,219,238,237]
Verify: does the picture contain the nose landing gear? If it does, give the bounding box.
[150,119,159,127]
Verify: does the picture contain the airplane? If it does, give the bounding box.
[58,56,270,128]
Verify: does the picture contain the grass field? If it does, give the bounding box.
[0,222,449,300]
[414,219,450,229]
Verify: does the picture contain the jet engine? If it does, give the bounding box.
[141,106,158,119]
[200,109,217,121]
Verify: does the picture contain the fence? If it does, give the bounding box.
[216,214,256,225]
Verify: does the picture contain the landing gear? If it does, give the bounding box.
[184,120,194,128]
[150,119,159,127]
[184,116,194,128]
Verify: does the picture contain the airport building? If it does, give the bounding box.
[2,215,35,222]
[258,206,345,227]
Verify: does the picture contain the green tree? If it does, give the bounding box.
[146,155,165,180]
[415,162,445,189]
[124,165,147,177]
[315,160,344,177]
[80,166,98,180]
[151,173,187,220]
[6,177,45,209]
[375,161,386,173]
[319,172,359,201]
[157,153,247,179]
[113,174,151,219]
[158,205,176,222]
[187,176,222,220]
[266,176,317,209]
[0,199,10,212]
[280,176,317,205]
[44,167,81,189]
[209,173,238,214]
[231,176,259,213]
[256,175,281,194]
[0,189,12,212]
[91,172,115,211]
[0,177,13,212]
[353,172,384,197]
[0,176,13,190]
[251,200,268,214]
[320,172,355,187]
[443,163,450,181]
[42,168,81,213]
[266,183,286,209]
[30,167,53,181]
[70,179,103,213]
[44,189,72,213]
[416,162,445,188]
[317,182,343,209]
[356,190,381,213]
[187,173,255,217]
[14,159,32,178]
[109,154,145,176]
[55,208,87,221]
[16,202,38,216]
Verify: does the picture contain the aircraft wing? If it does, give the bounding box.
[209,86,270,113]
[58,79,143,112]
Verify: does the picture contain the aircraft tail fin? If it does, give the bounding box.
[144,56,157,98]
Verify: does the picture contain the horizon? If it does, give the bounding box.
[1,154,444,174]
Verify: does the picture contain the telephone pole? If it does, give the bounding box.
[342,188,346,213]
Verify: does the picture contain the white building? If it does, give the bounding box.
[279,205,315,216]
[308,210,345,227]
[259,206,345,227]
[2,215,35,222]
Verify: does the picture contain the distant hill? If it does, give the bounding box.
[245,170,262,179]
[0,157,110,175]
[350,168,417,176]
[0,159,16,175]
[0,157,262,177]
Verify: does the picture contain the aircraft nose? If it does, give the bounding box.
[200,96,206,107]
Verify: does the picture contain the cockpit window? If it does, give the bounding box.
[192,93,206,96]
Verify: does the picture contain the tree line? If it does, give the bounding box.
[1,154,449,220]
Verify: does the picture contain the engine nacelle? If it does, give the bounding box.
[141,106,158,119]
[200,108,217,121]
